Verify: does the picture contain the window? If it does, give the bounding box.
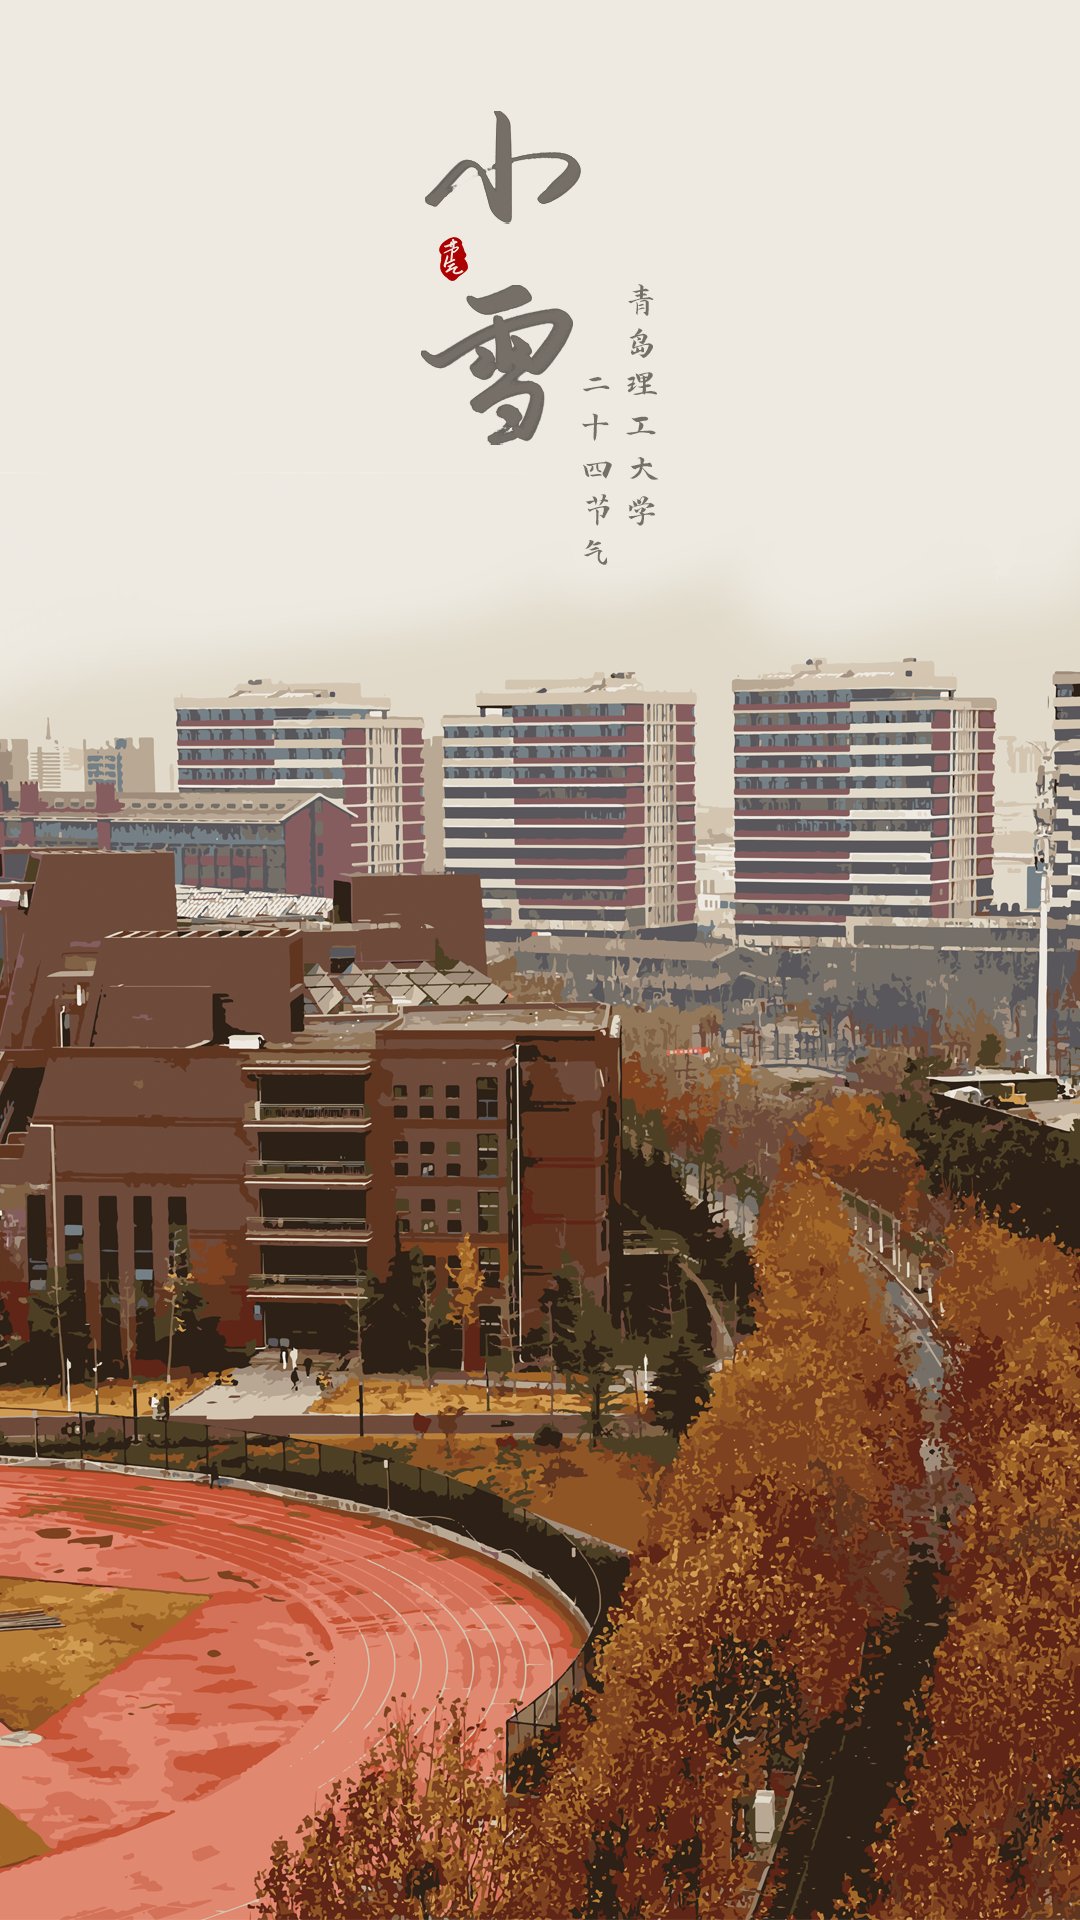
[420,1160,435,1178]
[419,1084,434,1098]
[479,1247,501,1287]
[394,1140,408,1154]
[392,1085,407,1098]
[446,1085,460,1098]
[133,1196,155,1360]
[446,1083,460,1117]
[26,1193,47,1293]
[446,1104,460,1120]
[420,1198,437,1234]
[98,1195,122,1369]
[476,1075,499,1119]
[394,1104,408,1119]
[420,1141,435,1153]
[477,1133,499,1177]
[419,1105,435,1119]
[394,1160,409,1177]
[447,1209,463,1234]
[477,1191,500,1232]
[167,1196,189,1277]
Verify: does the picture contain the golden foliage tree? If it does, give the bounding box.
[526,1165,925,1917]
[255,1698,542,1918]
[446,1234,484,1372]
[853,1218,1080,1920]
[797,1091,926,1224]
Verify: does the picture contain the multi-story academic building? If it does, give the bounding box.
[0,853,619,1370]
[733,659,995,937]
[0,783,354,898]
[441,672,696,935]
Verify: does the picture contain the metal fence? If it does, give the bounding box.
[0,1414,627,1783]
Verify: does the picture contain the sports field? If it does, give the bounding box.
[0,1467,583,1920]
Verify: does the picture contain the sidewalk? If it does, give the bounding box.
[182,1352,345,1419]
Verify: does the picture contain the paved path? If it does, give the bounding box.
[0,1466,582,1920]
[181,1352,346,1420]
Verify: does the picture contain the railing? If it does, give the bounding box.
[248,1161,369,1178]
[247,1216,372,1237]
[247,1103,369,1123]
[247,1275,371,1292]
[0,1417,627,1782]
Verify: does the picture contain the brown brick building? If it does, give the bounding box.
[0,851,619,1373]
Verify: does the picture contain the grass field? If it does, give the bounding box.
[0,1801,49,1871]
[298,1433,673,1550]
[0,1574,207,1870]
[0,1576,206,1730]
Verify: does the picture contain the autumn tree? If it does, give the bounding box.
[445,1235,483,1373]
[255,1697,543,1918]
[853,1218,1080,1920]
[527,1165,925,1918]
[797,1091,926,1225]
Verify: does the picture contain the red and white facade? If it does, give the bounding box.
[442,674,696,934]
[733,659,994,938]
[175,682,424,876]
[343,724,425,875]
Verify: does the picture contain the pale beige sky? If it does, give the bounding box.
[1,0,1078,802]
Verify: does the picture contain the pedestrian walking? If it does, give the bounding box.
[304,1356,313,1378]
[280,1347,288,1371]
[208,1460,220,1489]
[149,1393,160,1419]
[290,1366,300,1393]
[289,1346,299,1372]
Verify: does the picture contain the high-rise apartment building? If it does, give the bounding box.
[84,736,156,793]
[175,681,424,874]
[1051,673,1080,919]
[733,659,995,937]
[442,673,696,934]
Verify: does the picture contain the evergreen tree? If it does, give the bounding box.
[568,1294,623,1450]
[366,1247,425,1373]
[648,1323,714,1439]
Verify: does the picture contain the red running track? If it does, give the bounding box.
[0,1467,584,1920]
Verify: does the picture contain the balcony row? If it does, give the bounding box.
[244,1102,370,1128]
[247,1217,372,1245]
[245,1160,371,1186]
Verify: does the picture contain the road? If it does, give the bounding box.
[755,1210,949,1917]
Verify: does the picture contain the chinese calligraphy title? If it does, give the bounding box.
[584,283,658,567]
[421,111,578,446]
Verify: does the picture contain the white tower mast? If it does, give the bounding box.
[1033,758,1058,1076]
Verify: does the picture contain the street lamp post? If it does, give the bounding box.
[355,1277,367,1440]
[64,1357,72,1414]
[381,1457,390,1510]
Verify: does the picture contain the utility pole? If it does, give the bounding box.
[1034,757,1058,1077]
